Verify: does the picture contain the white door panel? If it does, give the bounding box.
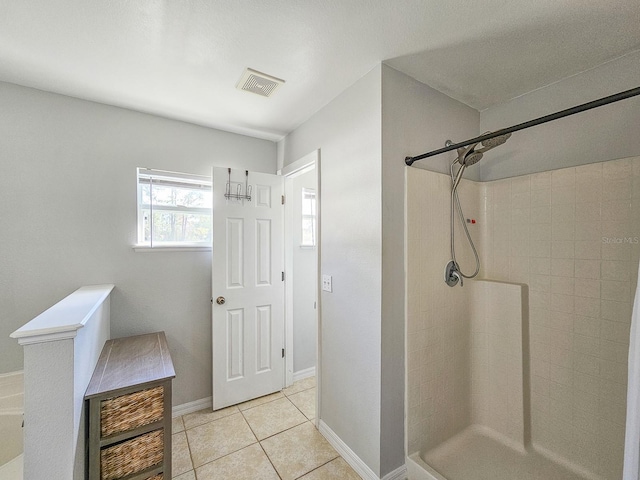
[212,167,284,409]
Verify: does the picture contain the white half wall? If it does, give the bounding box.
[0,81,276,406]
[11,285,113,480]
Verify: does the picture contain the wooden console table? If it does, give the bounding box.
[85,332,175,480]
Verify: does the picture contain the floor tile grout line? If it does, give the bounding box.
[174,379,316,479]
[187,407,343,477]
[283,383,316,398]
[285,386,314,397]
[187,406,302,479]
[257,439,284,480]
[182,378,315,430]
[239,406,261,442]
[186,439,262,477]
[263,418,311,441]
[241,394,293,418]
[287,390,315,420]
[181,427,320,476]
[240,395,309,441]
[292,455,341,480]
[179,398,301,471]
[183,413,259,475]
[239,392,287,412]
[259,420,337,480]
[181,407,240,432]
[180,418,197,479]
[173,415,185,434]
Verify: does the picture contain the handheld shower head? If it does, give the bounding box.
[452,142,483,167]
[461,150,483,166]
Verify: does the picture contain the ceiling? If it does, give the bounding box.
[1,0,639,141]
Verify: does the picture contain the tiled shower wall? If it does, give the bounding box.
[483,157,640,479]
[406,169,482,454]
[407,156,640,478]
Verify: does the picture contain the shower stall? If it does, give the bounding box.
[406,155,640,479]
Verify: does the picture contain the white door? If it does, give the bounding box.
[212,167,284,409]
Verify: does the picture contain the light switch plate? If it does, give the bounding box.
[322,274,332,292]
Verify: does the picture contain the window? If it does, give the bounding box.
[137,168,212,248]
[301,188,317,247]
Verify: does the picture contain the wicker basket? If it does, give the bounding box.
[101,386,164,437]
[100,429,163,480]
[146,475,163,480]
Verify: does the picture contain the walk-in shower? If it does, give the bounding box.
[405,86,640,480]
[445,132,511,288]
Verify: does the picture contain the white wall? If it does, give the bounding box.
[480,50,640,181]
[292,168,317,374]
[0,81,276,405]
[279,66,384,475]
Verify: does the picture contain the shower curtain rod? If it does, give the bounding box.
[405,86,640,166]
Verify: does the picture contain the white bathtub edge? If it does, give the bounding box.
[0,453,23,480]
[407,453,446,480]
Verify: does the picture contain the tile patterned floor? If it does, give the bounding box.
[172,377,362,480]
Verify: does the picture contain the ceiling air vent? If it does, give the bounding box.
[236,68,285,98]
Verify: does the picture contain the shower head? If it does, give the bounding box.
[451,145,482,190]
[461,150,483,166]
[478,132,511,151]
[452,141,483,167]
[449,131,511,168]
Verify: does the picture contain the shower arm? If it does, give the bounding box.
[405,86,640,166]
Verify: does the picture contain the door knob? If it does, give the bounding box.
[216,296,226,305]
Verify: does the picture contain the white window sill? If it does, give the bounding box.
[133,245,211,252]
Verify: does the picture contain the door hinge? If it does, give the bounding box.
[282,271,285,281]
[281,195,285,205]
[282,348,285,358]
[210,297,213,304]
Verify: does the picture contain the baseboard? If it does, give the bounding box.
[319,420,380,480]
[172,397,212,418]
[382,464,408,480]
[293,366,316,382]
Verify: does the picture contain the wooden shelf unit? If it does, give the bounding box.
[85,332,175,480]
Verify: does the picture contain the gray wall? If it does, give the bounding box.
[0,81,276,405]
[386,65,481,180]
[279,64,477,477]
[480,50,640,181]
[280,66,384,475]
[292,168,318,374]
[380,65,480,473]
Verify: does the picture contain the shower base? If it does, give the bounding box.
[408,426,596,480]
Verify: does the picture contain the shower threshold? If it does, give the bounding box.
[409,426,597,480]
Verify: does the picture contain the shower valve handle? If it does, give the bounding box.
[444,261,463,287]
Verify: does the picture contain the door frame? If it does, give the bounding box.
[279,149,321,427]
